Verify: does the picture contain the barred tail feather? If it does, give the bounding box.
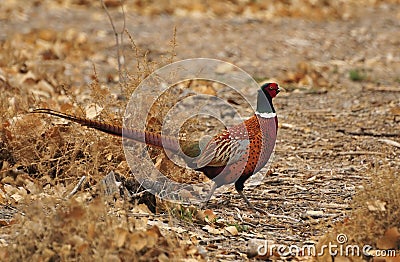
[31,108,182,153]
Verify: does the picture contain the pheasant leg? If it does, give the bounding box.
[201,182,218,208]
[237,189,267,214]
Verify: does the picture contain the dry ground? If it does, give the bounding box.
[0,0,399,261]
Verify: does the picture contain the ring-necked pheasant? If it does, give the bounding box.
[32,83,280,210]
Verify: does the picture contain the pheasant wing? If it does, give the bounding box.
[195,130,250,168]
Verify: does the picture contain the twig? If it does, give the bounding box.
[301,109,333,114]
[265,213,301,223]
[66,176,86,199]
[364,86,400,92]
[100,0,127,91]
[128,213,152,217]
[130,189,151,198]
[379,138,400,148]
[336,151,385,156]
[244,203,301,223]
[257,222,286,229]
[234,207,257,227]
[199,236,226,244]
[337,129,399,137]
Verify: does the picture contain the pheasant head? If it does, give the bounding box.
[256,82,280,115]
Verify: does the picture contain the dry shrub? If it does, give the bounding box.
[0,195,198,261]
[317,167,400,260]
[1,104,125,185]
[0,18,177,182]
[127,0,400,20]
[282,61,334,89]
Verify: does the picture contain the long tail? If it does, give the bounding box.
[31,108,185,154]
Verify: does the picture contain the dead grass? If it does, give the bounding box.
[317,167,400,260]
[0,194,200,261]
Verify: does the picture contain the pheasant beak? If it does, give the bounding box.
[277,86,286,93]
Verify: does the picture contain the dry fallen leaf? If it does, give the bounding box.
[158,253,169,262]
[204,209,217,223]
[135,217,149,231]
[64,205,86,220]
[366,200,386,212]
[114,227,129,248]
[41,248,56,261]
[86,222,96,241]
[145,226,161,248]
[131,203,152,214]
[202,225,222,235]
[25,181,39,194]
[10,193,23,203]
[0,189,6,205]
[85,104,103,119]
[377,227,400,250]
[306,210,324,217]
[224,226,239,236]
[127,232,148,251]
[3,184,16,195]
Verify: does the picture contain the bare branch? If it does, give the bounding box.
[66,176,87,199]
[100,0,127,92]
